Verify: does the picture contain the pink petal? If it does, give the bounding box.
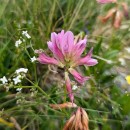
[37,52,59,65]
[85,59,98,66]
[53,43,64,62]
[65,72,74,103]
[47,41,54,52]
[51,32,57,44]
[69,68,90,84]
[48,32,65,62]
[66,31,74,51]
[56,30,65,48]
[60,30,65,35]
[61,31,74,56]
[72,39,87,59]
[96,0,117,4]
[76,48,98,66]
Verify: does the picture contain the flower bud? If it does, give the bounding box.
[121,2,129,19]
[100,8,117,23]
[97,0,117,4]
[63,107,89,130]
[113,11,123,29]
[50,102,77,109]
[81,108,89,130]
[65,72,74,103]
[63,114,75,130]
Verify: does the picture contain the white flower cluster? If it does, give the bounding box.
[15,31,37,63]
[0,68,28,91]
[15,30,31,48]
[15,68,28,74]
[13,68,28,85]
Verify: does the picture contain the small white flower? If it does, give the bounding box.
[16,68,28,74]
[125,47,130,53]
[72,85,78,90]
[22,31,31,39]
[0,76,8,84]
[15,39,22,47]
[13,75,22,85]
[119,58,126,66]
[30,56,37,62]
[107,60,113,64]
[16,88,22,92]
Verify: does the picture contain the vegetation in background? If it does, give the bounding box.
[0,0,130,130]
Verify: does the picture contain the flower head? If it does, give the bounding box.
[37,30,97,68]
[37,30,98,102]
[63,107,89,130]
[97,0,117,4]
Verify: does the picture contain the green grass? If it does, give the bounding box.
[0,0,130,130]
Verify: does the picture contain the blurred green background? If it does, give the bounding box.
[0,0,130,130]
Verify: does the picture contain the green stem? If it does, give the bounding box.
[25,78,61,106]
[33,63,37,82]
[25,77,48,98]
[14,86,34,89]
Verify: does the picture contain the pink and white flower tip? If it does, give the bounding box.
[96,0,117,4]
[65,72,74,104]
